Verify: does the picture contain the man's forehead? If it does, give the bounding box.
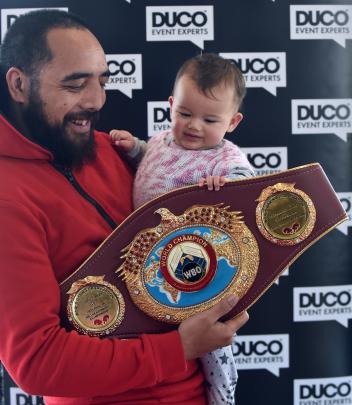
[45,27,108,75]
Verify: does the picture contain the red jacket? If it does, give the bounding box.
[0,114,205,404]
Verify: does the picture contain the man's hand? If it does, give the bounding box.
[198,175,228,191]
[178,295,249,360]
[109,129,136,153]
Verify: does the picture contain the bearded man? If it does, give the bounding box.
[0,9,248,405]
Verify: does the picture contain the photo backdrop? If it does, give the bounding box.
[0,1,351,404]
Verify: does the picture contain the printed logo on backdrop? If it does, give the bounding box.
[241,147,288,176]
[147,101,171,137]
[294,285,352,327]
[292,99,352,142]
[337,192,352,235]
[146,6,214,49]
[294,376,352,405]
[219,52,286,96]
[233,334,289,376]
[1,7,68,42]
[9,387,44,405]
[105,54,142,98]
[290,5,352,47]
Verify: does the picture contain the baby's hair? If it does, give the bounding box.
[172,53,246,109]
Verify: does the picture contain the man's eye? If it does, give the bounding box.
[65,84,84,91]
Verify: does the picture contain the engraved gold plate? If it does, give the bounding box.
[117,205,259,323]
[256,183,316,245]
[67,276,125,336]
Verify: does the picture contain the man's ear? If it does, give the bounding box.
[227,112,243,133]
[6,67,30,104]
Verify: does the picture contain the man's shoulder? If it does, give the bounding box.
[94,129,110,145]
[94,129,122,156]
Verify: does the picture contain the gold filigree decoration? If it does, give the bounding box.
[67,275,125,336]
[117,204,259,323]
[67,275,105,295]
[256,183,297,203]
[256,183,316,246]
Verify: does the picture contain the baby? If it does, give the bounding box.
[110,53,254,404]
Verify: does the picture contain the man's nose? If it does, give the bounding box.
[80,81,106,111]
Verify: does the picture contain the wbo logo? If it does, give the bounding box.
[105,54,142,98]
[293,285,352,327]
[220,52,286,96]
[1,7,68,42]
[294,376,352,405]
[233,334,289,376]
[146,6,214,49]
[147,101,171,137]
[241,147,288,176]
[290,4,352,47]
[292,99,352,142]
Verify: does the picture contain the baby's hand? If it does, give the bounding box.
[198,176,228,191]
[109,129,136,153]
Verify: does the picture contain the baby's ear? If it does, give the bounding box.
[227,112,243,133]
[168,96,174,109]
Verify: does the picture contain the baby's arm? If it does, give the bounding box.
[109,129,147,166]
[109,129,136,153]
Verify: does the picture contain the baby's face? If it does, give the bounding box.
[169,75,242,150]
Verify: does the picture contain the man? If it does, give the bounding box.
[0,10,248,404]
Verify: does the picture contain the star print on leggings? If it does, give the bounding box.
[200,344,239,405]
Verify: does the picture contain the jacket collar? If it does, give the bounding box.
[0,113,53,161]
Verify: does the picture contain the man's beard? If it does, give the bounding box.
[23,89,99,169]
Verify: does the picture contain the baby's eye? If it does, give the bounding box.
[205,118,217,123]
[179,111,191,117]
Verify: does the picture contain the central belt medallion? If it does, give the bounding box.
[159,233,217,292]
[117,205,259,323]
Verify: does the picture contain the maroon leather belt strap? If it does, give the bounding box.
[59,163,347,338]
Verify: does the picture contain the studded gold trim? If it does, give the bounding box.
[117,205,259,323]
[67,275,125,336]
[256,183,316,246]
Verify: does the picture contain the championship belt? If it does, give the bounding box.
[59,163,347,338]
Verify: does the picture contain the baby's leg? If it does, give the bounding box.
[200,343,238,405]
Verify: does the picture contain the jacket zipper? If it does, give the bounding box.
[55,165,117,230]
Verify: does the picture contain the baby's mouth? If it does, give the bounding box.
[184,132,201,139]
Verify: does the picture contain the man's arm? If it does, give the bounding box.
[0,199,247,396]
[0,200,186,396]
